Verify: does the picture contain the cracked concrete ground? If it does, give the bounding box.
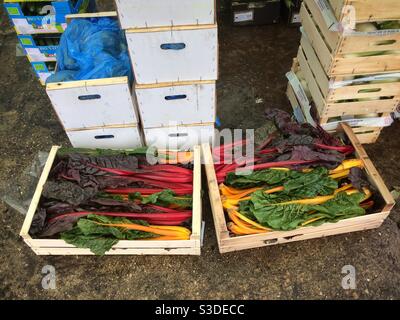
[0,1,399,299]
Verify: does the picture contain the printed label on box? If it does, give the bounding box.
[286,71,316,127]
[315,0,339,31]
[322,116,393,131]
[234,10,254,23]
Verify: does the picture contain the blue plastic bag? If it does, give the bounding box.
[47,18,133,83]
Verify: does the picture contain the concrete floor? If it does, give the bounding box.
[1,3,400,300]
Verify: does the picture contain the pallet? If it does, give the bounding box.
[115,0,216,29]
[328,0,400,23]
[299,34,400,118]
[301,1,400,76]
[125,24,219,84]
[135,80,216,128]
[202,127,395,253]
[19,146,202,255]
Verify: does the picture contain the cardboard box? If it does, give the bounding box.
[4,0,94,34]
[31,61,56,85]
[18,34,60,62]
[231,0,281,26]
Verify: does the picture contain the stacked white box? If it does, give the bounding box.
[115,0,218,149]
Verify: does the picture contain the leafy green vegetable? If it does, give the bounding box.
[240,191,365,231]
[225,167,338,198]
[282,167,338,198]
[140,189,192,209]
[377,21,400,30]
[225,169,291,188]
[309,192,366,224]
[61,214,155,255]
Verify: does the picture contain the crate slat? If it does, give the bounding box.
[328,0,400,23]
[301,1,400,76]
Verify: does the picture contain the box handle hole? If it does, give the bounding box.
[78,94,101,100]
[283,234,303,240]
[169,133,189,138]
[160,43,186,50]
[94,135,115,140]
[165,94,187,101]
[264,239,278,245]
[373,39,396,46]
[358,88,382,93]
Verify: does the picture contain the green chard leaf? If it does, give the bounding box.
[242,191,366,231]
[61,214,156,255]
[141,189,192,209]
[282,167,338,198]
[225,169,292,189]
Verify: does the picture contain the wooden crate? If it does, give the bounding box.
[144,123,215,150]
[126,24,218,84]
[115,0,216,29]
[287,83,384,144]
[135,80,216,128]
[300,2,400,76]
[287,65,388,145]
[299,33,400,119]
[19,146,202,255]
[66,124,143,149]
[202,127,395,253]
[328,0,400,23]
[305,0,400,55]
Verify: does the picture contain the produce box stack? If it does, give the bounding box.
[45,12,143,150]
[286,0,400,144]
[4,0,94,85]
[115,0,219,150]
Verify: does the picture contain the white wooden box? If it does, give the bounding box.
[144,123,215,150]
[66,125,143,149]
[135,80,216,128]
[115,0,215,29]
[47,77,139,130]
[126,25,218,84]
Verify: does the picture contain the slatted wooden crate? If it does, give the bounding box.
[301,1,400,76]
[287,82,385,144]
[126,24,218,84]
[328,0,400,23]
[299,33,400,119]
[288,59,391,144]
[19,146,202,255]
[115,0,216,29]
[202,126,395,253]
[135,80,216,128]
